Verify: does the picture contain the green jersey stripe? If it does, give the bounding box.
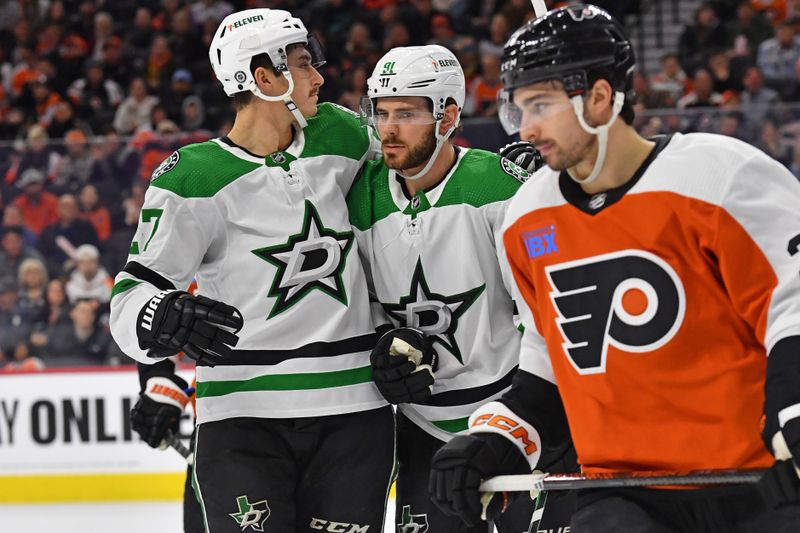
[110,278,141,299]
[196,366,374,397]
[431,417,470,433]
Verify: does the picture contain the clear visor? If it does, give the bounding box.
[283,35,326,72]
[497,88,574,135]
[359,96,437,128]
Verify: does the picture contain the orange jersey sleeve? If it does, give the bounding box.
[500,132,800,475]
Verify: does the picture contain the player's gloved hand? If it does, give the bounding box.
[130,374,189,448]
[759,412,800,507]
[429,433,529,527]
[370,327,438,404]
[499,141,545,173]
[137,290,244,366]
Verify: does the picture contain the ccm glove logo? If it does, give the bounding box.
[546,250,686,375]
[469,401,541,469]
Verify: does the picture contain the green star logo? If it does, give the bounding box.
[381,259,485,364]
[397,505,429,533]
[229,495,270,531]
[253,200,354,319]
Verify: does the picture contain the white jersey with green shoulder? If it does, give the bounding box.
[110,103,386,423]
[347,147,529,441]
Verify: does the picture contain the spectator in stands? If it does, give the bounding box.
[708,48,743,94]
[145,35,173,90]
[125,7,155,71]
[160,69,196,124]
[478,13,510,59]
[101,36,132,90]
[757,18,800,93]
[343,22,377,72]
[752,0,789,24]
[0,278,27,361]
[33,299,112,364]
[88,132,138,204]
[725,0,775,56]
[180,95,207,133]
[30,77,62,128]
[78,184,111,243]
[0,226,44,287]
[48,101,90,140]
[16,257,48,327]
[718,110,750,141]
[383,21,412,51]
[113,77,159,135]
[678,68,725,108]
[168,8,206,77]
[11,168,59,236]
[2,205,37,247]
[757,117,794,167]
[678,2,728,76]
[338,66,369,113]
[52,129,94,195]
[631,71,667,110]
[65,243,111,305]
[741,65,781,126]
[429,13,457,49]
[464,53,502,117]
[13,125,61,183]
[66,60,123,132]
[90,11,116,62]
[36,193,99,277]
[650,53,689,107]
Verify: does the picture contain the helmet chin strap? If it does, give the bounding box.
[399,120,455,181]
[567,91,625,185]
[251,70,309,129]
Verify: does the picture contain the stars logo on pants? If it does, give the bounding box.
[381,259,484,364]
[252,200,354,319]
[229,495,270,531]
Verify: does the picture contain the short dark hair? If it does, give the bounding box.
[587,69,635,125]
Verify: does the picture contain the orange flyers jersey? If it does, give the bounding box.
[499,132,800,475]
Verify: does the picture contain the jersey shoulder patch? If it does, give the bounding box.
[437,148,523,208]
[149,140,260,198]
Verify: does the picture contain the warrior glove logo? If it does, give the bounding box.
[546,250,685,375]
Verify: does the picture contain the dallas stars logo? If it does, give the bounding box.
[252,200,354,319]
[398,505,429,533]
[381,259,484,364]
[229,495,270,531]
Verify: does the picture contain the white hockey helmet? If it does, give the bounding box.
[363,45,465,180]
[209,9,324,128]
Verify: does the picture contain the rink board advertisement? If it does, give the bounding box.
[0,367,194,502]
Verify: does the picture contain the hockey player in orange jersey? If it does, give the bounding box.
[429,4,800,531]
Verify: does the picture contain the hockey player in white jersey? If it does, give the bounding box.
[347,45,575,533]
[110,9,394,532]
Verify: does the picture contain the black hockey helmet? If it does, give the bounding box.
[500,4,635,99]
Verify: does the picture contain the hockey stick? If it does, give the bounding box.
[480,469,767,492]
[531,0,548,18]
[163,431,194,466]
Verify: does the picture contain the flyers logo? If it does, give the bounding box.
[546,250,685,375]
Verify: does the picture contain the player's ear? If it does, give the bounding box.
[439,103,458,135]
[587,78,613,120]
[254,66,279,95]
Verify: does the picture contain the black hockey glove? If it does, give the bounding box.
[137,290,243,366]
[429,433,529,527]
[499,141,545,173]
[130,373,189,448]
[758,337,800,508]
[370,327,438,404]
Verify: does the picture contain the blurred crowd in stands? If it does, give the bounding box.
[1,0,800,371]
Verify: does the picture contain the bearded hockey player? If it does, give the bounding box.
[348,44,575,533]
[109,9,394,532]
[430,4,800,532]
